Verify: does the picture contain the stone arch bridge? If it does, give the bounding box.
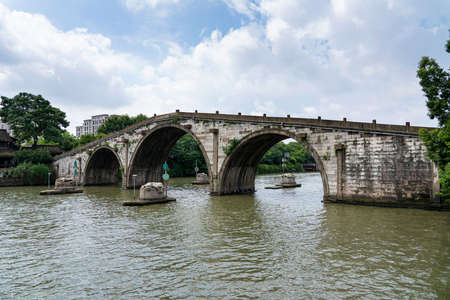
[54,111,444,209]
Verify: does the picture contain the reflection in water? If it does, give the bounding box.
[0,173,448,299]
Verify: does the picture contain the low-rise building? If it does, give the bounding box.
[0,129,18,168]
[0,120,13,136]
[75,114,109,137]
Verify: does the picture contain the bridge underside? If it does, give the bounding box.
[220,133,287,194]
[84,148,120,186]
[128,127,186,188]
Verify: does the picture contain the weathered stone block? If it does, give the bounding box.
[139,182,164,200]
[193,173,209,184]
[281,173,296,185]
[55,177,76,189]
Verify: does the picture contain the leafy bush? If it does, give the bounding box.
[14,149,53,164]
[9,162,52,185]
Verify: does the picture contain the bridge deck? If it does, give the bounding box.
[57,111,435,159]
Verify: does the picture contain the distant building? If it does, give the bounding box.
[0,129,18,168]
[75,114,109,138]
[0,120,13,137]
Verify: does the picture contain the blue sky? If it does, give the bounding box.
[1,0,249,60]
[0,0,448,133]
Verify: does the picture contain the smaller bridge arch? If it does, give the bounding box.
[83,146,123,186]
[218,128,329,196]
[127,123,212,188]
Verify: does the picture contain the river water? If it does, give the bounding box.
[0,173,449,299]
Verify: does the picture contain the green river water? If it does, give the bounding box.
[0,173,449,299]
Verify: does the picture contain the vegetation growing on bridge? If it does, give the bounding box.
[223,138,240,156]
[417,33,449,200]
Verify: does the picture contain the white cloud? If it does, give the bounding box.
[123,0,179,11]
[222,0,259,18]
[0,3,142,131]
[1,1,449,134]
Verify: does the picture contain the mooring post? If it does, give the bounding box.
[132,174,137,200]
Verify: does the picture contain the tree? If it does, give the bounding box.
[417,32,450,201]
[417,58,449,127]
[167,134,208,177]
[78,133,100,146]
[14,149,53,164]
[37,130,79,151]
[257,141,315,174]
[0,93,69,146]
[58,131,79,151]
[97,114,147,135]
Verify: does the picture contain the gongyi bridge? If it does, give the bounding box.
[54,111,445,209]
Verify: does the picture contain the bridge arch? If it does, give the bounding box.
[218,128,329,196]
[83,146,123,186]
[127,124,212,188]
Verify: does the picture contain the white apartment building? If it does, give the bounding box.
[0,120,13,136]
[76,114,109,138]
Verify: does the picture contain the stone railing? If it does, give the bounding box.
[56,110,436,160]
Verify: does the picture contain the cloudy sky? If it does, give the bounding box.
[0,0,448,133]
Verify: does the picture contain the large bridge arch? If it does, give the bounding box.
[218,128,329,196]
[83,146,123,186]
[127,124,212,188]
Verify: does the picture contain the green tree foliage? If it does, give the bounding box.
[439,163,450,199]
[257,141,315,174]
[417,58,449,127]
[38,130,79,151]
[417,33,449,201]
[167,134,208,177]
[0,93,69,146]
[14,149,53,164]
[78,133,102,146]
[59,131,79,151]
[97,114,147,135]
[419,124,450,168]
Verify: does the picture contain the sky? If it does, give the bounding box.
[0,0,449,134]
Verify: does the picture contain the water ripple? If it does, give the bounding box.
[0,173,449,299]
